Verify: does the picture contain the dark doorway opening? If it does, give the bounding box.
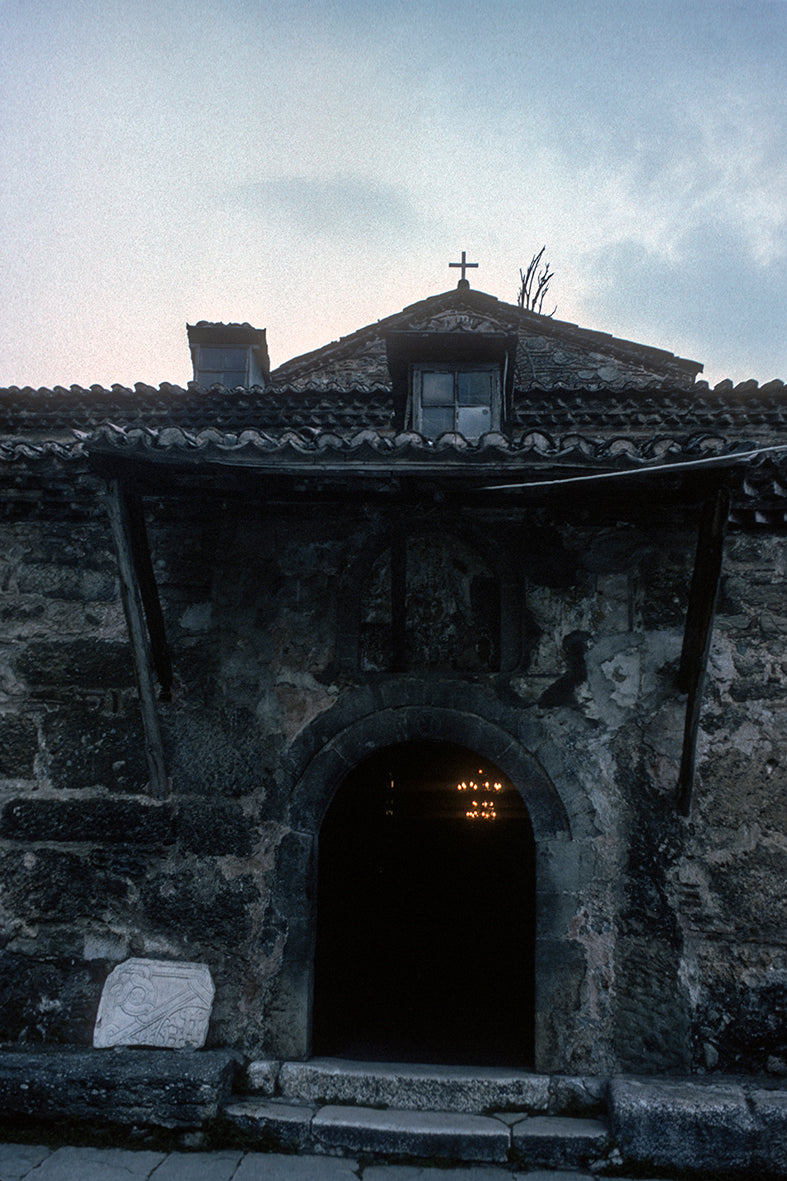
[312,740,535,1066]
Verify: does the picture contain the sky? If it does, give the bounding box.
[1,0,785,390]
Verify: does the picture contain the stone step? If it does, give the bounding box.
[245,1057,607,1117]
[222,1097,611,1168]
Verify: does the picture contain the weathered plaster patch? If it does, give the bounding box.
[600,648,641,708]
[180,602,213,632]
[568,907,614,1020]
[707,636,738,697]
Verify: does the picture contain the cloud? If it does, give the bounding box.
[229,175,423,241]
[584,222,787,383]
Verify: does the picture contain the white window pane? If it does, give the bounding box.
[456,404,492,438]
[421,371,454,406]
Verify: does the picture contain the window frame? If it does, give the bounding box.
[411,362,502,439]
[195,345,250,388]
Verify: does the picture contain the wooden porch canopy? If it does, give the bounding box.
[86,429,785,815]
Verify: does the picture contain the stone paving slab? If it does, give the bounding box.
[149,1148,244,1179]
[233,1154,361,1179]
[363,1168,515,1181]
[23,1145,166,1180]
[0,1146,692,1179]
[0,1143,54,1179]
[362,1168,592,1180]
[312,1105,510,1162]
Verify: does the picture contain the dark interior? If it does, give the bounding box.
[312,740,535,1066]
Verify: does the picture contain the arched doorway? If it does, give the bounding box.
[312,740,535,1066]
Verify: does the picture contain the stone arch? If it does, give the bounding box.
[291,704,570,839]
[267,689,575,1069]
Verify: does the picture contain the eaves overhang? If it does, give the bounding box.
[76,423,786,505]
[3,424,786,521]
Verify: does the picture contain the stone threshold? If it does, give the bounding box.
[244,1056,607,1117]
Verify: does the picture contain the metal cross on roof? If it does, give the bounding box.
[449,251,479,284]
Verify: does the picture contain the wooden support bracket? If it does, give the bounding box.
[106,480,168,798]
[677,485,730,816]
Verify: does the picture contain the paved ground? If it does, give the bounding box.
[0,1143,663,1181]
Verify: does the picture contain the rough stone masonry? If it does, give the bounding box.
[1,283,786,1085]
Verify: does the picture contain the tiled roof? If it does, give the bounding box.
[2,380,786,440]
[0,285,785,524]
[270,286,703,392]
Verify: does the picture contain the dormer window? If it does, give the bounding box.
[386,325,516,440]
[413,364,500,439]
[187,321,269,389]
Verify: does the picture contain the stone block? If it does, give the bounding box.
[548,1074,608,1116]
[16,564,116,601]
[244,1058,280,1095]
[750,1088,787,1175]
[16,640,135,691]
[1,797,175,844]
[511,1114,609,1168]
[94,958,215,1048]
[0,1047,239,1129]
[0,713,37,777]
[222,1099,315,1151]
[176,799,254,856]
[141,866,259,945]
[0,844,136,922]
[0,950,101,1044]
[311,1105,510,1162]
[278,1059,550,1114]
[609,1078,756,1174]
[43,702,148,791]
[166,706,262,798]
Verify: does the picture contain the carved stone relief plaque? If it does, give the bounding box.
[93,958,215,1049]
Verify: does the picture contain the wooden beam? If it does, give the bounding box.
[124,492,173,700]
[106,480,168,798]
[677,485,730,816]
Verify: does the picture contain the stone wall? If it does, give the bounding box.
[0,479,785,1076]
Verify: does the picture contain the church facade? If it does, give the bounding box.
[1,275,786,1078]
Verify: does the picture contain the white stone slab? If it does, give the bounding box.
[93,957,215,1048]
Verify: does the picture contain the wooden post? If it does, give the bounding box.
[677,485,730,816]
[106,480,168,798]
[124,492,173,700]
